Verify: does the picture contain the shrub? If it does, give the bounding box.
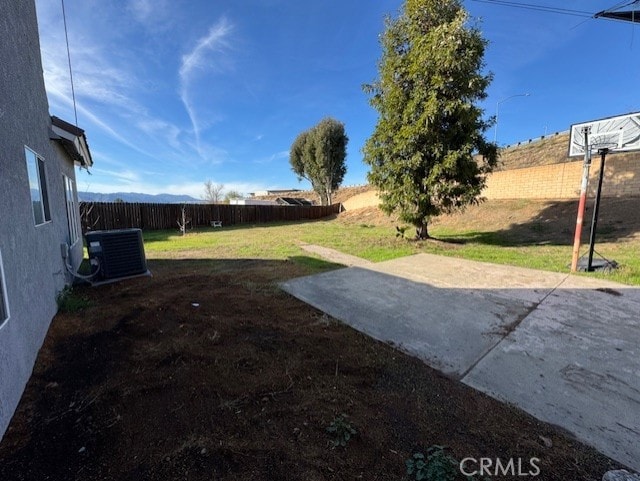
[56,285,90,312]
[406,446,488,481]
[326,414,357,448]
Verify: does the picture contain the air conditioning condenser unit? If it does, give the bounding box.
[85,228,150,285]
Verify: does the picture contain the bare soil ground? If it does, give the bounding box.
[0,256,623,480]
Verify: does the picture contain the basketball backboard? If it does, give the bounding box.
[569,111,640,157]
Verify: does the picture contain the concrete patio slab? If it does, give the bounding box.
[280,252,640,471]
[282,266,535,377]
[463,284,640,471]
[365,253,568,305]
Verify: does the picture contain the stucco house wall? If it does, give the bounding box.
[0,0,89,438]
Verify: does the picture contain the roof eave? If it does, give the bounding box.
[49,117,94,168]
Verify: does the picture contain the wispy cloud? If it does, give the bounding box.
[76,171,267,199]
[179,18,234,154]
[36,0,186,162]
[38,23,136,112]
[253,150,290,164]
[179,18,234,81]
[182,137,229,166]
[91,168,141,183]
[45,80,144,153]
[128,0,171,27]
[136,118,183,150]
[33,1,336,197]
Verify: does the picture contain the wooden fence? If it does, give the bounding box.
[79,202,341,233]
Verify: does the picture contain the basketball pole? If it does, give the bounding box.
[570,127,591,272]
[586,148,609,271]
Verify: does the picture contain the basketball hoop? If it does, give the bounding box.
[569,111,640,158]
[587,135,619,154]
[568,112,640,273]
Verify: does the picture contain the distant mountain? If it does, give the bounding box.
[78,191,202,204]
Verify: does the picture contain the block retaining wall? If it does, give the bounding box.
[484,155,640,200]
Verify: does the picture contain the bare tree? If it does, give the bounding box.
[80,202,99,232]
[177,204,190,235]
[203,180,225,204]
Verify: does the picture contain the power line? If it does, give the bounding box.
[471,0,640,23]
[61,0,78,127]
[603,0,640,12]
[470,0,593,18]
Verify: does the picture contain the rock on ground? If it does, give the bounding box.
[603,470,640,481]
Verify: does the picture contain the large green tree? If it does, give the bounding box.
[290,117,348,205]
[363,0,498,239]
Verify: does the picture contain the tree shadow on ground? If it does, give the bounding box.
[436,198,640,247]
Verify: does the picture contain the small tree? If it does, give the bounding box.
[223,190,243,203]
[363,0,498,239]
[289,117,348,205]
[80,202,99,232]
[177,204,189,235]
[203,180,224,204]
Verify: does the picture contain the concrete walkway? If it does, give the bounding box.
[298,243,374,268]
[281,250,640,470]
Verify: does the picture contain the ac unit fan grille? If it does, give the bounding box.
[101,234,146,278]
[86,229,148,281]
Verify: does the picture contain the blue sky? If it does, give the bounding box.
[35,0,639,199]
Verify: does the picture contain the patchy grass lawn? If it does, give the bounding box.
[1,202,633,479]
[143,199,640,285]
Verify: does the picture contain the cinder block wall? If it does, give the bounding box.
[484,133,640,199]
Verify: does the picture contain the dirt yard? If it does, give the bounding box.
[0,256,623,480]
[338,196,640,243]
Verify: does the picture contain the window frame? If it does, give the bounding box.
[63,174,80,245]
[25,146,52,226]
[0,249,9,329]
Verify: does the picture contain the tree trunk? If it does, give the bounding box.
[415,223,430,240]
[312,184,326,206]
[326,178,333,206]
